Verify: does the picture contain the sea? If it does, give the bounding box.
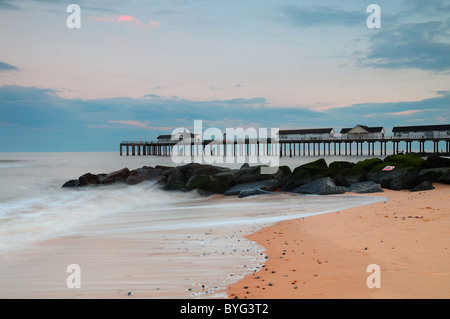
[0,152,386,298]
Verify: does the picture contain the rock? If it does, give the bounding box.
[329,161,355,171]
[102,167,131,184]
[316,185,347,195]
[238,189,275,198]
[185,165,229,182]
[418,167,450,183]
[421,155,450,169]
[78,173,100,186]
[291,177,336,194]
[347,181,383,193]
[214,169,246,186]
[224,179,279,196]
[145,168,166,183]
[438,168,450,184]
[368,168,418,190]
[293,158,328,179]
[162,167,186,190]
[334,168,367,187]
[383,153,425,169]
[353,158,383,171]
[280,169,311,191]
[62,179,79,188]
[154,165,174,171]
[232,166,272,185]
[240,163,250,169]
[389,168,419,190]
[411,181,434,192]
[186,174,228,194]
[126,167,153,185]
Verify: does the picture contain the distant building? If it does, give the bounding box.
[279,128,335,140]
[340,125,385,139]
[392,124,450,139]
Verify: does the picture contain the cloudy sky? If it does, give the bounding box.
[0,0,449,151]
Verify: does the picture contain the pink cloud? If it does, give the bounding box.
[109,120,151,129]
[387,109,438,116]
[108,121,172,131]
[89,15,160,31]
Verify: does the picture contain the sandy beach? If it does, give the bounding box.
[227,183,450,299]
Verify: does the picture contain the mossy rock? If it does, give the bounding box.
[383,154,425,168]
[370,161,401,172]
[329,161,355,171]
[293,158,328,178]
[278,165,292,176]
[354,158,383,171]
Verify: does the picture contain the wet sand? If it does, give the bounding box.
[227,183,450,299]
[0,193,381,299]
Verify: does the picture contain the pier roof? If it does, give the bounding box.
[392,124,450,133]
[340,125,384,134]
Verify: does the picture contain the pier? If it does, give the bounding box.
[120,124,450,158]
[120,136,450,158]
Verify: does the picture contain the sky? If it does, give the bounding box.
[0,0,449,151]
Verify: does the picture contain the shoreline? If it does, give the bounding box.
[227,183,450,299]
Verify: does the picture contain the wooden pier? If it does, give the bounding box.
[120,136,450,158]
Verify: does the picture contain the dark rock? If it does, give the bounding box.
[62,179,79,188]
[418,167,450,183]
[97,174,108,183]
[347,181,383,194]
[214,169,245,186]
[162,167,186,190]
[154,165,173,171]
[411,181,434,192]
[185,164,229,182]
[316,185,347,195]
[334,168,367,187]
[224,179,279,196]
[177,163,203,176]
[238,189,275,198]
[368,168,418,190]
[78,173,100,186]
[126,167,153,185]
[279,169,311,191]
[186,174,228,194]
[240,163,250,169]
[438,168,450,184]
[232,166,273,185]
[145,168,166,183]
[421,155,450,169]
[102,167,131,184]
[291,177,335,194]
